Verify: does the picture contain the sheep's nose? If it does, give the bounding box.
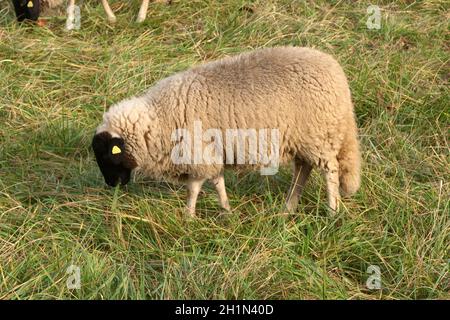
[105,178,119,187]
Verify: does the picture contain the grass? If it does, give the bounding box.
[0,0,448,299]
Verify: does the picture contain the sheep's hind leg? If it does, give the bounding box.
[211,174,231,213]
[186,177,206,218]
[101,0,116,23]
[136,0,149,23]
[324,159,340,212]
[285,158,312,212]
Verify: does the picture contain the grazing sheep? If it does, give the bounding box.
[12,0,71,22]
[92,46,361,216]
[99,0,162,24]
[12,0,40,22]
[12,0,170,25]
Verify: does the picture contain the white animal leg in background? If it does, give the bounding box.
[65,0,78,31]
[324,159,340,212]
[211,174,231,212]
[285,158,312,212]
[101,0,116,23]
[136,0,149,23]
[186,177,206,218]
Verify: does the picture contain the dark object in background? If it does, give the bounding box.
[12,0,40,22]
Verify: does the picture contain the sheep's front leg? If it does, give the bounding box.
[186,177,206,218]
[285,158,312,212]
[211,174,231,212]
[324,159,340,212]
[101,0,116,23]
[136,0,149,23]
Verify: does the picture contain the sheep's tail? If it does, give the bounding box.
[337,116,361,197]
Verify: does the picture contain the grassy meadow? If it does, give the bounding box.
[0,0,448,299]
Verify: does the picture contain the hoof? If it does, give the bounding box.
[136,16,146,23]
[217,210,239,225]
[183,208,197,220]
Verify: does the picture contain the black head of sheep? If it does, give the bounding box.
[91,131,137,187]
[12,0,40,22]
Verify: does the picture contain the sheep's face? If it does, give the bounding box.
[92,131,137,187]
[13,0,40,22]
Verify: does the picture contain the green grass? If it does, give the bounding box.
[0,0,448,299]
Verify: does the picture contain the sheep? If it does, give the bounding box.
[12,1,76,22]
[92,46,361,217]
[12,0,40,22]
[12,0,170,25]
[99,0,169,24]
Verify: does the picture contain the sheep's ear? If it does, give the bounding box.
[92,132,110,157]
[108,138,126,165]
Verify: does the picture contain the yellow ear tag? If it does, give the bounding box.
[112,146,122,155]
[27,1,34,8]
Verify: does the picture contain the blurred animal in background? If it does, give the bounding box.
[12,0,40,22]
[12,0,73,27]
[98,0,172,23]
[11,0,171,26]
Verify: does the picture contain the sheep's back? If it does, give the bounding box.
[169,47,353,163]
